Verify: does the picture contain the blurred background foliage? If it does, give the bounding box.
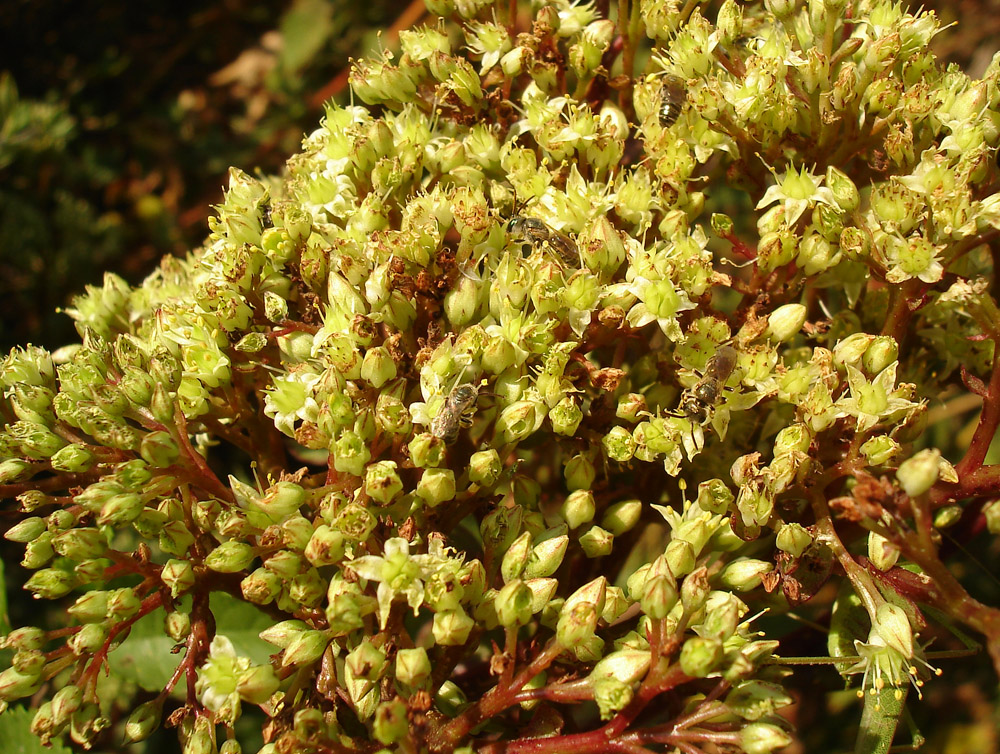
[1,0,999,752]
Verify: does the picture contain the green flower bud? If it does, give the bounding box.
[139,431,180,468]
[718,558,773,592]
[236,664,281,705]
[373,698,408,745]
[159,520,195,557]
[615,393,646,423]
[564,454,596,492]
[775,523,812,558]
[49,443,96,473]
[282,630,330,668]
[897,448,941,497]
[51,684,83,726]
[0,458,32,483]
[641,574,678,620]
[741,722,793,754]
[524,535,568,579]
[556,599,598,647]
[258,481,306,522]
[862,336,899,375]
[304,525,347,567]
[239,566,281,604]
[549,396,583,436]
[13,648,45,675]
[578,526,613,558]
[561,490,595,529]
[0,667,41,702]
[868,530,900,571]
[495,399,543,445]
[468,448,501,485]
[124,699,163,744]
[433,607,476,645]
[97,492,144,526]
[1,626,45,651]
[765,304,807,342]
[66,590,108,623]
[107,587,141,619]
[346,639,387,682]
[52,527,107,561]
[680,566,710,613]
[206,541,255,573]
[21,531,54,569]
[495,580,534,628]
[25,567,76,599]
[4,516,46,543]
[396,647,432,688]
[934,503,961,528]
[680,635,724,678]
[598,499,640,536]
[69,623,107,654]
[408,432,445,469]
[416,468,456,507]
[984,500,1000,535]
[161,559,195,598]
[825,165,859,211]
[501,532,532,583]
[665,538,697,577]
[165,610,190,642]
[360,346,397,389]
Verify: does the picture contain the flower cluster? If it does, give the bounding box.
[2,1,1000,753]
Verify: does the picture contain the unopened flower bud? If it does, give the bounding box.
[718,558,773,592]
[897,449,941,497]
[554,489,594,531]
[166,611,191,642]
[862,336,898,375]
[765,304,807,342]
[564,454,596,491]
[433,607,476,645]
[868,531,900,571]
[776,523,812,558]
[579,525,613,558]
[741,722,793,754]
[395,647,431,687]
[124,700,163,744]
[236,664,281,704]
[282,630,330,667]
[206,540,255,573]
[495,580,534,628]
[416,468,456,507]
[25,567,76,599]
[641,574,678,620]
[468,448,501,485]
[861,435,900,466]
[4,516,46,543]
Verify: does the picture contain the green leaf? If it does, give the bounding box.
[279,0,334,75]
[0,705,72,754]
[107,592,276,692]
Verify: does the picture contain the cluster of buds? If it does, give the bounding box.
[2,0,1000,752]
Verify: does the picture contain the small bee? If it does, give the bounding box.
[679,345,738,424]
[506,215,580,267]
[430,382,482,445]
[658,74,687,128]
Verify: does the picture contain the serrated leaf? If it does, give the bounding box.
[0,705,72,754]
[107,592,276,692]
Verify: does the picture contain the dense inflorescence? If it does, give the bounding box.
[3,1,1000,752]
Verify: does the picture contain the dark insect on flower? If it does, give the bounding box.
[430,382,482,445]
[506,215,580,267]
[261,204,273,228]
[658,74,687,128]
[679,345,738,424]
